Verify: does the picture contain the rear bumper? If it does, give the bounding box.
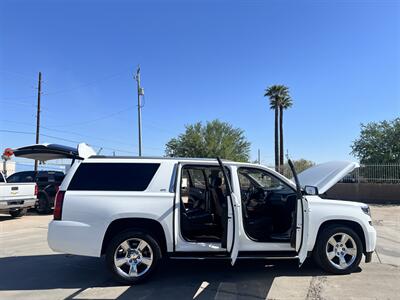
[48,220,102,257]
[0,198,36,210]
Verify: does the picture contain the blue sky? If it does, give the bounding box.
[1,0,399,167]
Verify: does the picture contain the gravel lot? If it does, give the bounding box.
[0,205,399,300]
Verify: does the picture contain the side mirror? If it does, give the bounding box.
[304,185,318,195]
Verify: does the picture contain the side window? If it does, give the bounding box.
[68,163,160,191]
[188,169,206,189]
[0,173,4,183]
[238,168,292,192]
[181,169,190,204]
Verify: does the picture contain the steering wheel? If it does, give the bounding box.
[245,186,268,207]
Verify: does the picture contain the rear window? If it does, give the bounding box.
[68,163,160,191]
[7,172,35,183]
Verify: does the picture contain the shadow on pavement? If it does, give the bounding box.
[0,215,13,221]
[0,253,348,299]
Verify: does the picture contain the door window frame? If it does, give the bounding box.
[236,166,297,243]
[173,162,233,252]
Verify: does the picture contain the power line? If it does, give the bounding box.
[0,129,149,154]
[0,119,165,152]
[42,70,128,97]
[0,68,130,101]
[47,105,136,127]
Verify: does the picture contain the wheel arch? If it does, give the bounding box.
[312,219,366,254]
[101,218,168,255]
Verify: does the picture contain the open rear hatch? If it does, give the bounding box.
[296,161,359,194]
[11,143,96,162]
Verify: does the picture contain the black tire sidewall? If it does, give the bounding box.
[36,194,51,214]
[9,208,27,218]
[105,230,162,284]
[314,226,363,274]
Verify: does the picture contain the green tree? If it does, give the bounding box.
[351,118,400,163]
[279,95,293,169]
[264,85,292,172]
[282,159,315,177]
[165,119,251,162]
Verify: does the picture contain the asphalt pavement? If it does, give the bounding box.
[0,205,399,300]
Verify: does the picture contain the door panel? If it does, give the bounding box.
[297,197,309,265]
[216,158,239,264]
[229,193,240,265]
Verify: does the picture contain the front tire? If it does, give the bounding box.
[9,208,27,218]
[313,226,363,274]
[105,230,162,284]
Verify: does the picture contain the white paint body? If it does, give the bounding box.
[47,157,376,264]
[0,173,37,212]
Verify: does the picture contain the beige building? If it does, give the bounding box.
[1,161,16,178]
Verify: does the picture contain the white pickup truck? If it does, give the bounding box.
[0,172,37,217]
[11,143,376,284]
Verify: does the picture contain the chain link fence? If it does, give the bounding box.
[340,164,400,184]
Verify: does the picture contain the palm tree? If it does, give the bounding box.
[264,85,291,172]
[279,95,293,170]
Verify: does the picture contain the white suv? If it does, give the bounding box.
[13,143,377,284]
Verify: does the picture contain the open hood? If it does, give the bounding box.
[12,143,96,162]
[297,161,359,194]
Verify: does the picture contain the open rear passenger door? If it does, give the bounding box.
[217,158,240,265]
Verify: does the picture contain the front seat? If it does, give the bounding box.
[209,176,226,222]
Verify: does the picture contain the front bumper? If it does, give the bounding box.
[364,222,377,254]
[365,251,373,263]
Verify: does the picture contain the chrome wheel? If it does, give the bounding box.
[114,238,153,278]
[325,232,357,270]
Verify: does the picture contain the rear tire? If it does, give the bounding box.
[105,230,162,284]
[9,208,27,218]
[36,194,51,214]
[313,225,363,274]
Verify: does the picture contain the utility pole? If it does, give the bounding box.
[34,72,42,172]
[257,149,261,164]
[135,66,144,156]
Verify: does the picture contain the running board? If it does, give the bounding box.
[169,251,298,260]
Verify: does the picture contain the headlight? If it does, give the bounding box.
[361,205,371,217]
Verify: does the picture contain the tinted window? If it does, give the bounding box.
[7,172,35,183]
[0,173,4,183]
[238,168,293,192]
[188,169,206,189]
[68,163,160,191]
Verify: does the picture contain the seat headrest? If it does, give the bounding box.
[210,176,222,188]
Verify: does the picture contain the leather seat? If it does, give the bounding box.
[209,176,226,221]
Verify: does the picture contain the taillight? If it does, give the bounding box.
[34,184,38,196]
[53,190,65,220]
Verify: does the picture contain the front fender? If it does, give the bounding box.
[306,199,373,253]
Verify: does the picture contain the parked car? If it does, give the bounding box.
[0,172,37,218]
[7,170,65,214]
[12,143,377,284]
